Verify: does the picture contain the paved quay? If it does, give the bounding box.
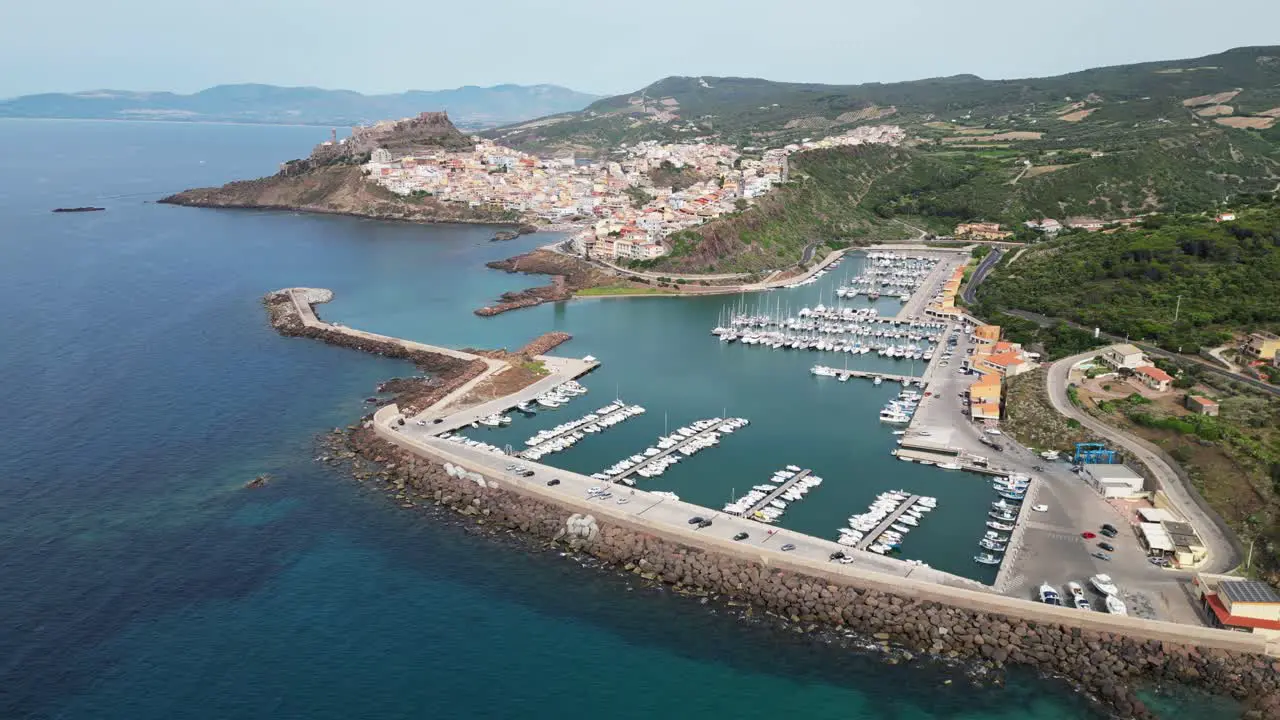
[891,250,968,322]
[380,403,1275,655]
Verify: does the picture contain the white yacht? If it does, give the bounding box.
[1090,574,1119,596]
[1038,583,1062,606]
[1105,595,1127,615]
[1067,582,1091,610]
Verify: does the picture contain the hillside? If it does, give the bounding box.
[974,205,1280,352]
[0,83,599,129]
[160,112,516,225]
[489,46,1280,153]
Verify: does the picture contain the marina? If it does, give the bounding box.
[598,416,749,484]
[808,367,924,386]
[518,400,646,460]
[724,467,819,523]
[852,494,931,551]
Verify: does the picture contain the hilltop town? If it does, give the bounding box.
[363,124,906,261]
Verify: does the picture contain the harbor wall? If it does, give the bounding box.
[360,407,1280,720]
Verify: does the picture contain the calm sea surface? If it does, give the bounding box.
[0,119,1235,718]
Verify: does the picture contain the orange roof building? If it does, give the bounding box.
[971,402,1001,421]
[973,325,1001,344]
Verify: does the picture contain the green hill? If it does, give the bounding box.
[975,205,1280,352]
[490,46,1280,272]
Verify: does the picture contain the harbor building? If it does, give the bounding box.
[1195,576,1280,640]
[1081,463,1145,499]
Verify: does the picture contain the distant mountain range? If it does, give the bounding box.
[0,83,601,129]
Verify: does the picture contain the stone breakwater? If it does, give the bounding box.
[339,427,1280,720]
[263,290,487,415]
[477,250,617,317]
[518,331,572,357]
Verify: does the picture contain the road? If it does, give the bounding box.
[1045,351,1242,573]
[1004,309,1280,399]
[960,249,1003,305]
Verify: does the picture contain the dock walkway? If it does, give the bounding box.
[828,369,923,385]
[522,403,635,449]
[740,469,812,517]
[855,495,922,550]
[611,418,726,483]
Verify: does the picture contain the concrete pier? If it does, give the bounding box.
[518,402,637,454]
[855,495,923,550]
[820,368,923,385]
[608,418,728,483]
[738,469,812,518]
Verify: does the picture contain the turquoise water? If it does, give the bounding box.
[0,119,1235,719]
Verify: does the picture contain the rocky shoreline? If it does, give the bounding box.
[328,427,1280,719]
[477,249,618,316]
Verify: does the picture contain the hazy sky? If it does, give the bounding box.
[4,0,1279,98]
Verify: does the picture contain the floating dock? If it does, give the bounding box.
[610,418,726,483]
[856,494,922,550]
[739,469,812,517]
[814,368,925,385]
[522,403,636,448]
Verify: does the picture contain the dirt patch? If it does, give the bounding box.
[1025,165,1073,178]
[1182,90,1241,108]
[942,131,1043,143]
[1215,116,1277,129]
[1194,105,1234,117]
[784,116,833,130]
[1001,368,1099,452]
[834,106,897,124]
[1058,109,1097,122]
[1255,107,1280,118]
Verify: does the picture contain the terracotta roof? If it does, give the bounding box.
[992,341,1018,353]
[1189,395,1219,407]
[983,352,1028,368]
[1205,593,1280,631]
[972,374,1002,388]
[972,402,1001,418]
[1135,366,1173,382]
[973,326,1001,341]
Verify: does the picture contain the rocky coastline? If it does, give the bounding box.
[477,249,618,316]
[329,426,1280,719]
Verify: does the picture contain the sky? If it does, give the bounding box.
[4,0,1280,98]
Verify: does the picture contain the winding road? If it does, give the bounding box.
[1045,351,1242,573]
[960,248,1002,305]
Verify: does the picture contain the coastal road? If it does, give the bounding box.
[960,248,1003,305]
[1045,351,1242,573]
[1003,308,1280,399]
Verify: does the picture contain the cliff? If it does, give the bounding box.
[160,111,518,225]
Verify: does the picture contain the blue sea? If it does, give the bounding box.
[0,119,1237,719]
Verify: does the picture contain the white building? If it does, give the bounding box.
[1099,343,1147,371]
[1082,464,1145,499]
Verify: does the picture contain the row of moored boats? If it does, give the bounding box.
[838,490,938,554]
[973,474,1031,566]
[519,400,646,460]
[722,466,823,523]
[591,417,749,485]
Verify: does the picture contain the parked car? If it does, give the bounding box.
[1098,542,1115,552]
[697,519,713,529]
[688,516,705,525]
[829,551,846,561]
[519,470,535,478]
[1092,552,1112,561]
[1101,523,1118,533]
[1081,531,1097,539]
[546,478,560,487]
[1100,528,1118,538]
[432,418,444,424]
[733,532,749,541]
[781,543,796,552]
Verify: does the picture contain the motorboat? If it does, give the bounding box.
[1105,595,1127,615]
[937,462,962,470]
[978,538,1006,552]
[1067,582,1091,610]
[973,553,1001,565]
[996,490,1026,502]
[1038,583,1061,606]
[983,530,1010,542]
[1090,574,1119,596]
[987,520,1014,531]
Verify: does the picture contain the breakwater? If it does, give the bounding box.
[340,425,1279,719]
[264,288,492,415]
